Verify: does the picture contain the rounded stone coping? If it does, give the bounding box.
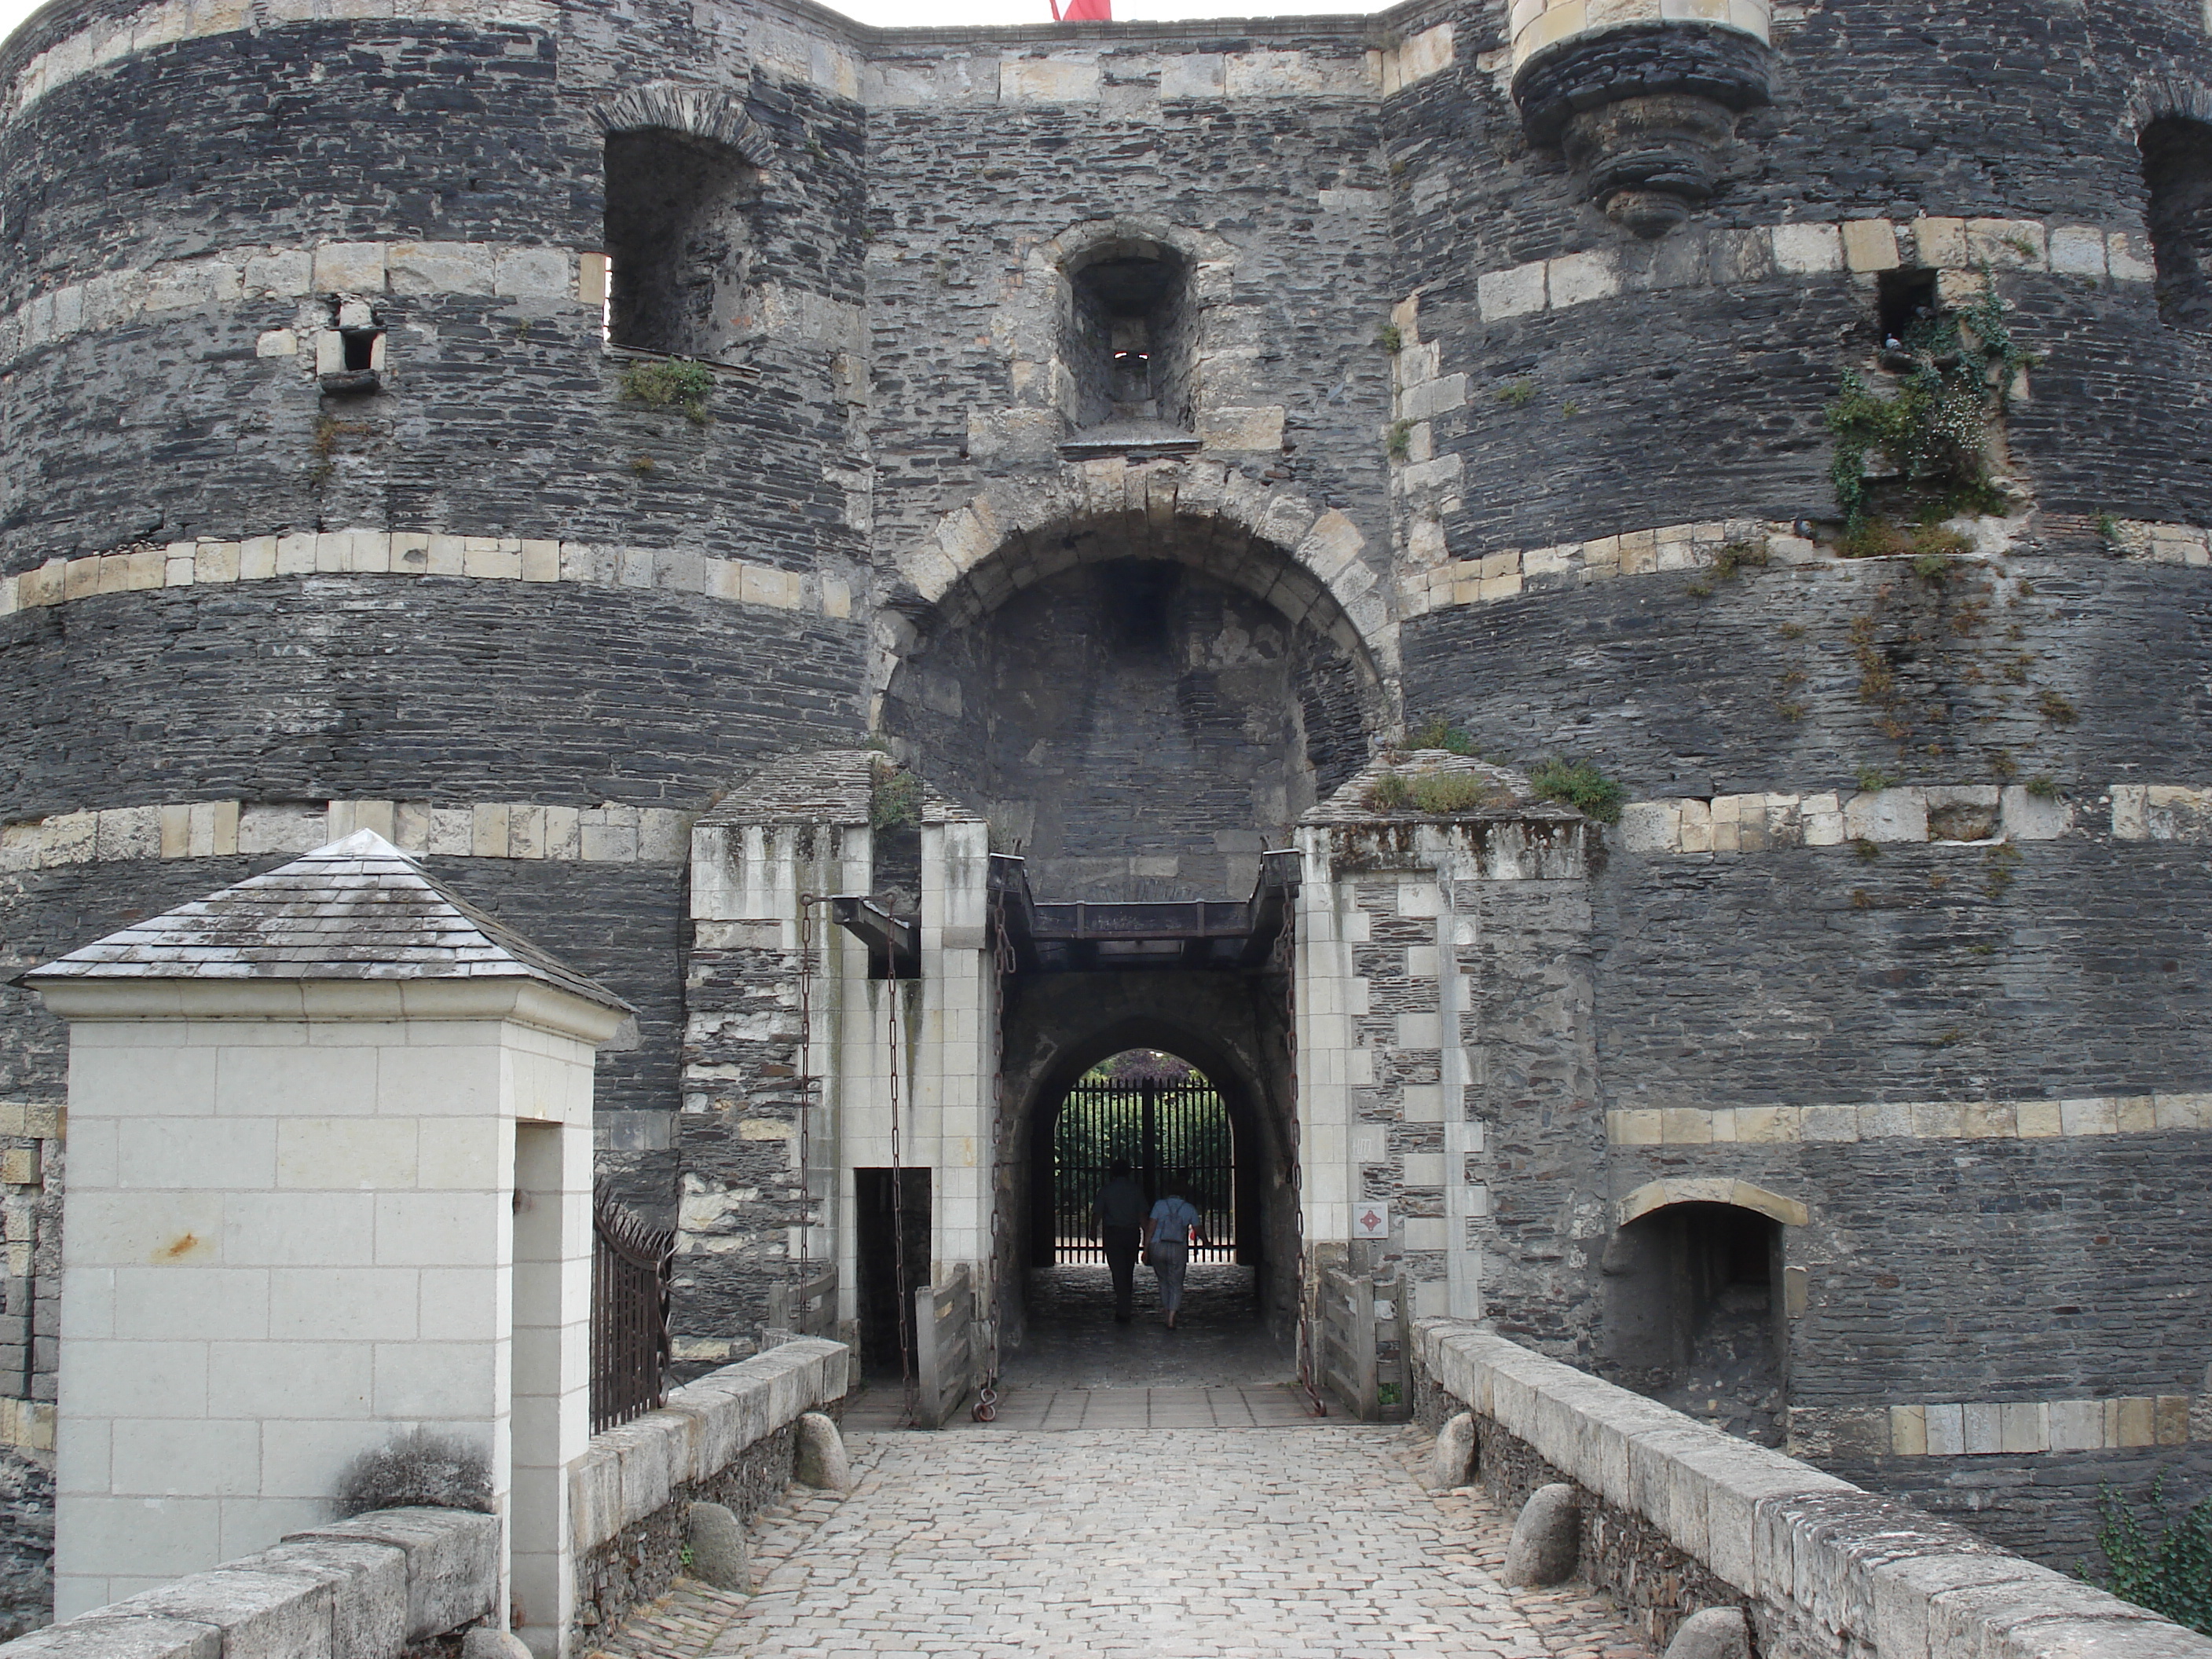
[0,1506,499,1658]
[1412,1319,2212,1659]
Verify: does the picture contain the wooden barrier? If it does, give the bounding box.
[914,1262,976,1429]
[764,1263,838,1349]
[1320,1266,1410,1422]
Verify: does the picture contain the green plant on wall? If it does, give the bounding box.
[620,360,715,426]
[2086,1474,2212,1635]
[870,757,921,832]
[1528,759,1626,825]
[1407,718,1476,755]
[1826,285,2027,527]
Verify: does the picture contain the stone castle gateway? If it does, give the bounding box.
[0,0,2207,1628]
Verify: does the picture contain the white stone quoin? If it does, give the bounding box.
[20,830,632,1657]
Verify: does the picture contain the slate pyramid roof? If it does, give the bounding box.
[21,830,632,1013]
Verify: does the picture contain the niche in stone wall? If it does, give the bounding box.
[603,128,758,361]
[1600,1202,1786,1446]
[2142,116,2212,335]
[1060,241,1198,437]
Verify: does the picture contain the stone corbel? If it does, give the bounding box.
[1512,24,1773,238]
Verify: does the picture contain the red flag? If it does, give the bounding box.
[1049,0,1111,17]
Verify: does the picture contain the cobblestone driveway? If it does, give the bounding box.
[590,1420,1654,1659]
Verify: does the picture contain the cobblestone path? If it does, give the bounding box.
[588,1421,1656,1659]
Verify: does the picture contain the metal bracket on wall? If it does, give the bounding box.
[827,893,921,979]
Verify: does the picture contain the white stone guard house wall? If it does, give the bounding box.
[20,831,633,1659]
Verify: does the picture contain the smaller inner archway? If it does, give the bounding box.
[996,998,1297,1390]
[1601,1201,1788,1445]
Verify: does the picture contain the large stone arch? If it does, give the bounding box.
[875,463,1396,902]
[2122,69,2212,137]
[595,80,773,167]
[1615,1176,1809,1229]
[873,457,1399,713]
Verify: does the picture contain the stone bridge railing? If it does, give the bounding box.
[1412,1320,2212,1659]
[570,1337,851,1639]
[0,1339,852,1659]
[0,1506,501,1659]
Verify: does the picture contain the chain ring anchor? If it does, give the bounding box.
[971,1382,998,1423]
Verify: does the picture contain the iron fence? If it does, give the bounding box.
[591,1191,675,1434]
[1052,1072,1235,1262]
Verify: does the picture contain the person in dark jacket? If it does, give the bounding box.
[1095,1159,1148,1323]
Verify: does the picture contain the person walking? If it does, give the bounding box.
[1142,1174,1207,1330]
[1095,1158,1148,1324]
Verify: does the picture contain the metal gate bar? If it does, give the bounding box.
[591,1191,674,1434]
[1053,1071,1234,1262]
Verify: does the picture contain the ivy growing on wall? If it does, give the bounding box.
[1826,285,2027,527]
[2088,1474,2211,1636]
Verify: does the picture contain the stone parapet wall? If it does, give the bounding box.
[569,1339,849,1639]
[0,1506,499,1659]
[1413,1320,2212,1659]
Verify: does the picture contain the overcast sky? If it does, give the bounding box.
[0,0,1392,49]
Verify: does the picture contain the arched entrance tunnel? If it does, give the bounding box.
[996,992,1299,1385]
[877,504,1390,1384]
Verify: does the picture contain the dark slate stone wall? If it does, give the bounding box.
[1785,1134,2212,1407]
[1401,555,2212,798]
[860,35,1394,555]
[1378,0,2212,1572]
[886,558,1366,901]
[0,27,869,564]
[1592,842,2212,1110]
[0,854,687,1120]
[1382,0,2212,545]
[0,0,2204,1602]
[1822,1443,2212,1574]
[0,581,863,822]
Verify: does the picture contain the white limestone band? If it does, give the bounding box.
[1887,1396,2201,1457]
[1609,1090,2212,1147]
[0,529,852,621]
[1474,215,2157,325]
[0,799,692,870]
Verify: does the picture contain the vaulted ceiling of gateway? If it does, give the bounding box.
[882,548,1373,904]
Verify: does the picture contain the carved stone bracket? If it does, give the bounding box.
[1513,24,1773,238]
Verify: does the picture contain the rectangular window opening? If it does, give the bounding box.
[1877,269,1940,344]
